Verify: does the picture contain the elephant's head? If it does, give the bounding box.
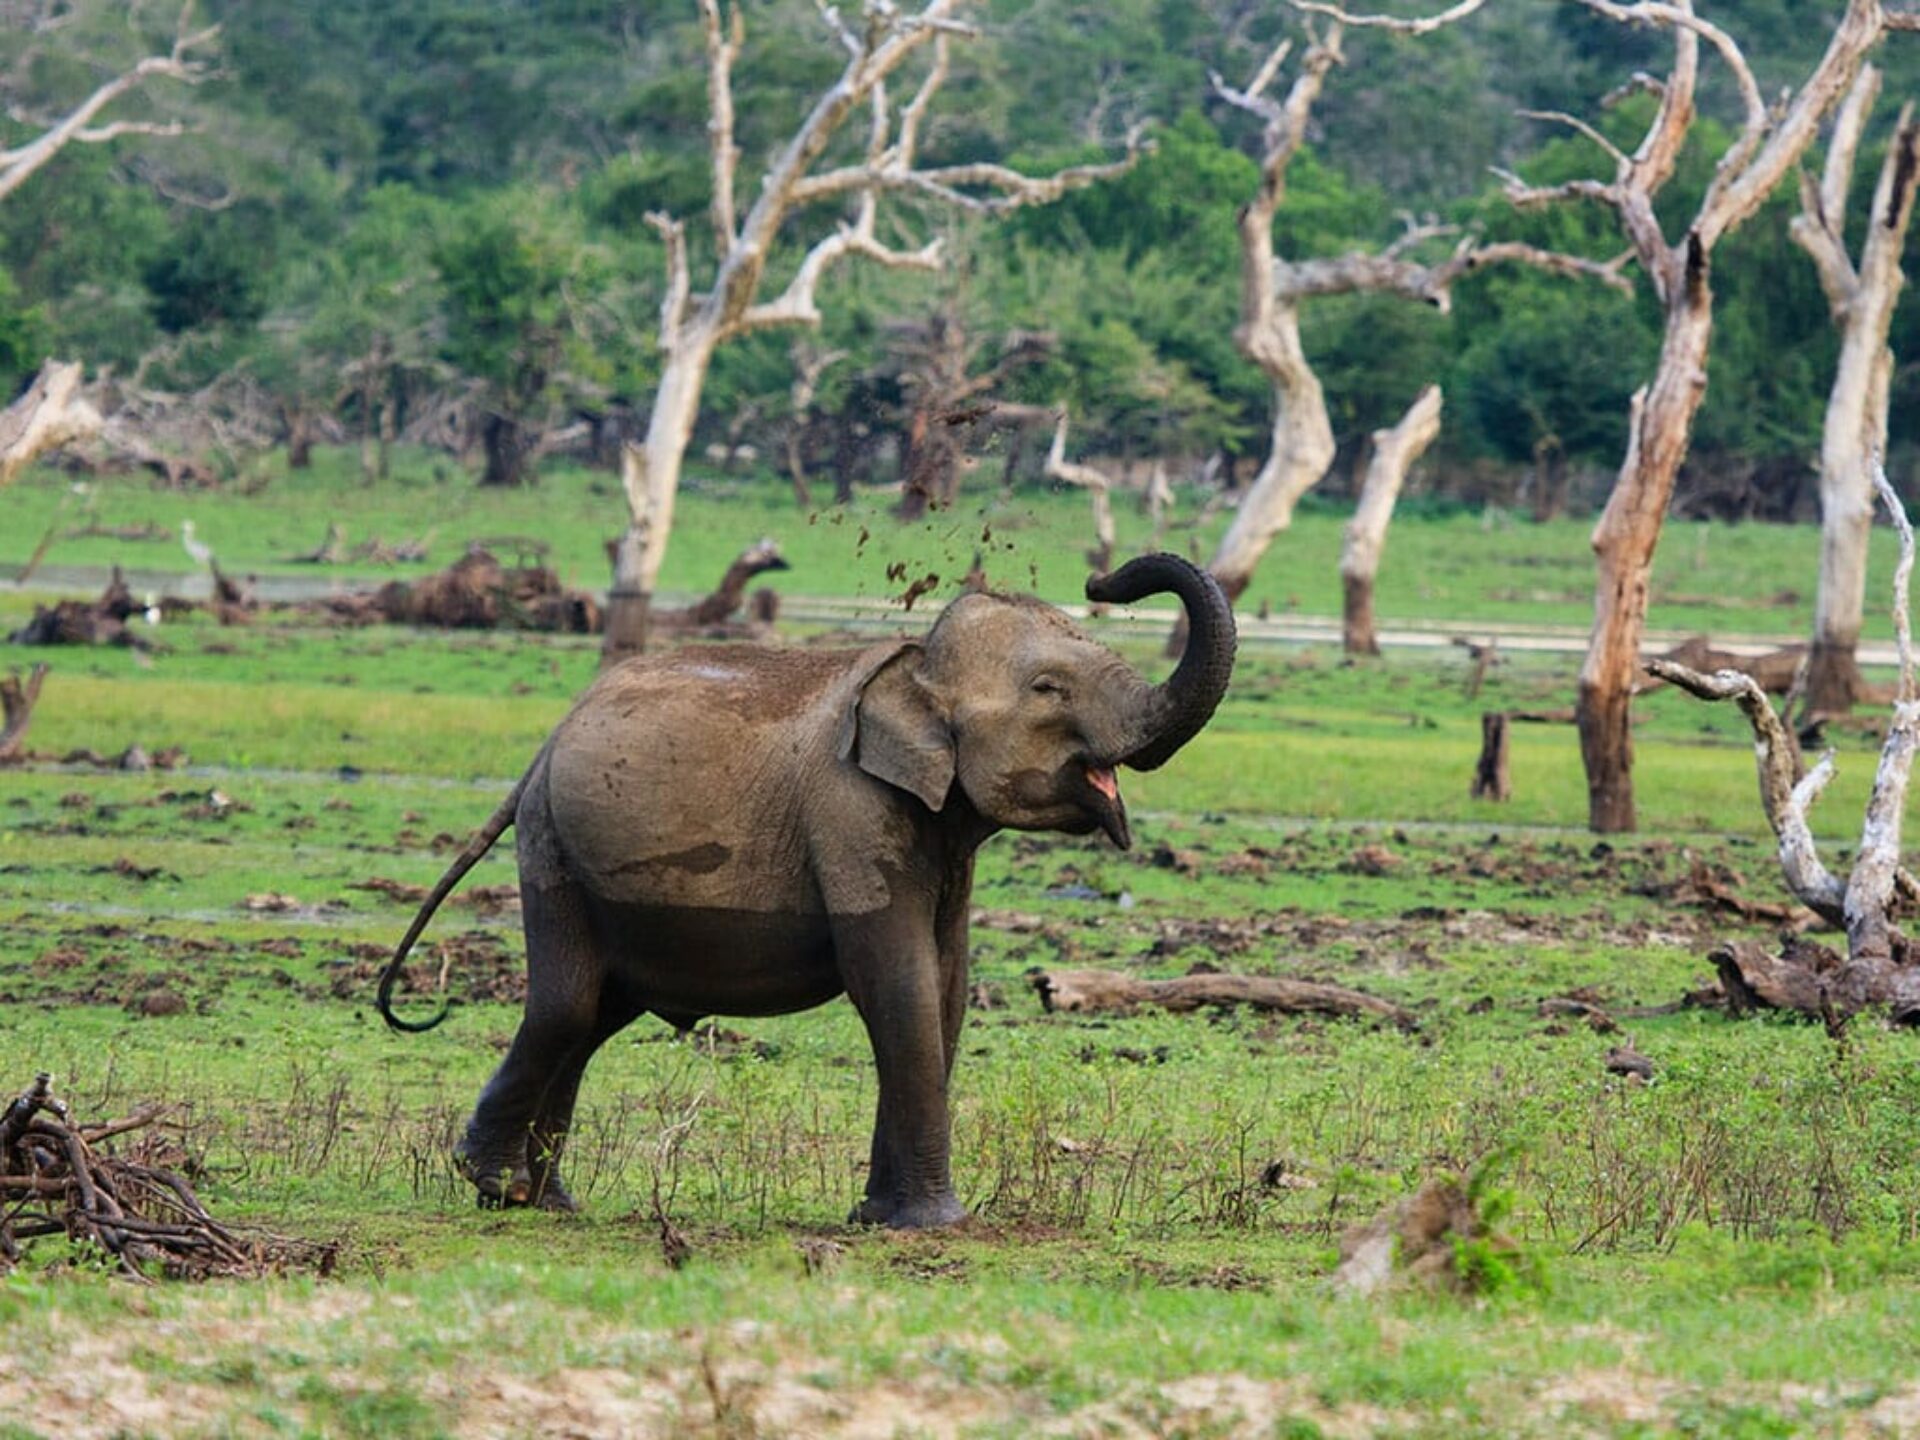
[843,553,1236,848]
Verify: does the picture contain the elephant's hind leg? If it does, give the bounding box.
[457,878,604,1209]
[523,988,645,1212]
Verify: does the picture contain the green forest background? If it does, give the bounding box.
[7,0,1916,515]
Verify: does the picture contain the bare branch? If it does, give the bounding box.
[792,127,1151,216]
[1691,0,1890,247]
[728,224,943,335]
[1494,168,1625,214]
[1289,0,1489,34]
[1823,62,1881,235]
[1580,2,1767,193]
[1646,658,1847,921]
[648,211,691,349]
[815,0,862,56]
[1277,238,1631,310]
[1517,107,1629,169]
[895,31,950,163]
[700,0,744,253]
[0,6,220,205]
[1875,458,1915,702]
[1045,409,1113,495]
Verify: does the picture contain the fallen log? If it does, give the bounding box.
[9,566,147,648]
[1029,967,1417,1030]
[0,360,102,486]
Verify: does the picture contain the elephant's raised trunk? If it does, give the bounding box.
[1087,554,1236,771]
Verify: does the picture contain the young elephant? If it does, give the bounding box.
[378,553,1235,1228]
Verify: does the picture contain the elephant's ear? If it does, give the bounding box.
[838,645,954,812]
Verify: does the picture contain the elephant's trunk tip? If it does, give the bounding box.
[1087,553,1236,772]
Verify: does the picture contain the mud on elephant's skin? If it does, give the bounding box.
[377,552,1236,1228]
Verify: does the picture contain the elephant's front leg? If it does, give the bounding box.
[837,910,968,1230]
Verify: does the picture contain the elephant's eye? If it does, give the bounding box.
[1030,676,1065,698]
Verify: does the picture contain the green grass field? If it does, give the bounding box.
[6,459,1920,1437]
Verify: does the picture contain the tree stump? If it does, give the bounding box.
[1471,712,1511,801]
[0,664,47,763]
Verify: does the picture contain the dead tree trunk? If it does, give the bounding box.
[1044,410,1117,580]
[1652,463,1920,1021]
[0,665,48,763]
[1498,0,1908,832]
[600,0,1143,666]
[1180,12,1624,656]
[1341,384,1442,655]
[0,361,102,486]
[1791,65,1920,715]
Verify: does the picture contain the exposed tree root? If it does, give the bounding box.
[0,1074,337,1282]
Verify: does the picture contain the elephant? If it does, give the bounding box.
[376,552,1235,1229]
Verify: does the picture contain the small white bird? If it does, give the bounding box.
[142,591,161,626]
[180,520,214,570]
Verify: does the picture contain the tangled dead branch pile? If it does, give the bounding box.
[0,1074,337,1281]
[1650,463,1920,1022]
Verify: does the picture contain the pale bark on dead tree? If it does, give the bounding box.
[1181,10,1625,655]
[1652,463,1920,1021]
[0,361,101,485]
[1340,383,1442,655]
[1044,410,1118,583]
[0,4,220,206]
[1790,64,1920,715]
[1498,0,1910,833]
[601,0,1145,666]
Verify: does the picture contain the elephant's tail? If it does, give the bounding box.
[376,766,531,1034]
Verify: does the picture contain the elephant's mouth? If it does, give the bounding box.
[1080,763,1131,850]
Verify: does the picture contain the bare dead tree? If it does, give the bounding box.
[1791,64,1920,715]
[1651,464,1920,1020]
[0,360,100,485]
[1340,383,1442,654]
[602,0,1145,664]
[1044,409,1117,580]
[1498,0,1912,832]
[0,1,220,205]
[1184,10,1626,653]
[891,301,1053,521]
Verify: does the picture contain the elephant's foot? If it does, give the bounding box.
[455,1138,537,1209]
[860,1192,968,1230]
[528,1169,581,1214]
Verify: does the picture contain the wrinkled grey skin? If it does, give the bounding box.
[379,554,1235,1228]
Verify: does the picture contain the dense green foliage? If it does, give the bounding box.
[7,1,1920,505]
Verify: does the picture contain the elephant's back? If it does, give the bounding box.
[542,644,865,907]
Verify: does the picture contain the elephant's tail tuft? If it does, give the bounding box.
[376,765,532,1033]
